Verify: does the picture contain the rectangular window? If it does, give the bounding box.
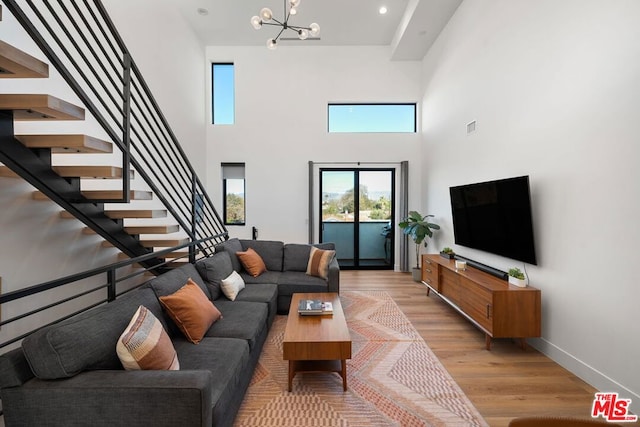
[222,163,245,225]
[212,63,235,124]
[328,103,416,133]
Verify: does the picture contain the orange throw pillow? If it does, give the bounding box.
[159,278,222,344]
[236,247,267,277]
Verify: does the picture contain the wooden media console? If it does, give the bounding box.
[422,254,541,350]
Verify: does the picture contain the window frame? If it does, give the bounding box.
[221,163,245,226]
[212,63,235,125]
[327,103,417,133]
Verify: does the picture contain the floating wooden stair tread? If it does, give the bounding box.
[0,166,19,178]
[82,190,151,200]
[16,134,112,153]
[83,225,179,235]
[116,253,153,269]
[0,40,49,78]
[105,209,167,219]
[33,190,152,201]
[0,94,84,121]
[102,238,189,248]
[51,166,133,179]
[59,209,167,219]
[158,251,190,259]
[125,225,180,234]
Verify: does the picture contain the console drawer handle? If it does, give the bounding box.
[425,268,432,273]
[486,304,491,318]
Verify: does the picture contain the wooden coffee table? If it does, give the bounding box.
[283,292,352,391]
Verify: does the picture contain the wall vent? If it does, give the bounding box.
[467,120,476,134]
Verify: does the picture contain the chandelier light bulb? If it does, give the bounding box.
[260,7,273,22]
[298,29,309,40]
[250,15,262,30]
[289,7,297,15]
[290,0,300,7]
[267,38,277,50]
[309,22,320,36]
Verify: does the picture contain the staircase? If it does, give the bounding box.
[0,1,228,349]
[0,0,227,261]
[0,84,179,270]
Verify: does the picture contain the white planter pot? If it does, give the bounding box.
[508,276,527,287]
[412,268,421,282]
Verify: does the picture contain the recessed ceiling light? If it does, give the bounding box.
[379,6,388,15]
[197,8,209,16]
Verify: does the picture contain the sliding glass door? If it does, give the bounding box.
[320,169,394,269]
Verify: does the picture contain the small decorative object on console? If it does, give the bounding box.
[440,247,455,259]
[508,267,527,287]
[455,260,467,271]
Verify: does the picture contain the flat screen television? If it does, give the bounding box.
[449,176,537,265]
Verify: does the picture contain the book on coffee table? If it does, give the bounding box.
[298,299,333,315]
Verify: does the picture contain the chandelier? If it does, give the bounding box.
[251,0,320,50]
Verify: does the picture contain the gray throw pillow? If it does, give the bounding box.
[196,251,234,300]
[214,238,243,272]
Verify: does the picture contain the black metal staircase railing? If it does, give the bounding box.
[0,237,221,350]
[1,0,228,251]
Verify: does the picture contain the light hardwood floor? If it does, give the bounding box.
[341,270,639,427]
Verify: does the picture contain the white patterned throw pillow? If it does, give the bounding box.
[116,305,179,370]
[220,270,246,301]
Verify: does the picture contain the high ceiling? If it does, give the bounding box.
[176,0,463,60]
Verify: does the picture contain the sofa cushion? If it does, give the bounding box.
[116,305,179,371]
[277,271,330,296]
[149,263,211,300]
[195,251,234,300]
[159,279,222,344]
[215,238,243,272]
[240,240,284,272]
[173,337,250,427]
[240,270,281,285]
[306,246,336,279]
[0,348,33,388]
[205,300,268,351]
[234,283,278,325]
[283,242,335,272]
[21,287,163,379]
[221,271,245,301]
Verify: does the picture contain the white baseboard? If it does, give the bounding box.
[528,337,640,415]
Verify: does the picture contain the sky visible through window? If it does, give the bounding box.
[212,63,234,124]
[211,69,414,132]
[328,104,416,133]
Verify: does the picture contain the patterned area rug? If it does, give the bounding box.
[234,290,487,426]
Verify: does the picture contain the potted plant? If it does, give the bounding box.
[440,247,455,259]
[508,267,527,287]
[399,211,440,281]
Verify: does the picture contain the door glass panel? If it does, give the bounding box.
[321,171,355,267]
[358,171,393,267]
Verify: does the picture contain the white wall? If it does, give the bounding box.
[206,46,423,247]
[420,0,640,408]
[104,0,207,176]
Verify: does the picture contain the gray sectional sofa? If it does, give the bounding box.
[0,238,339,427]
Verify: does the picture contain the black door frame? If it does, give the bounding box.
[319,167,395,270]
